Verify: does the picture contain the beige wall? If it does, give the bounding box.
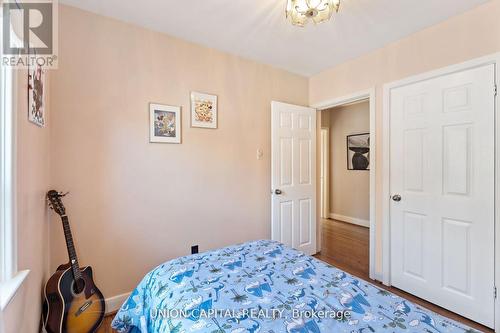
[310,0,500,275]
[324,102,369,222]
[48,5,308,300]
[3,72,51,332]
[6,2,500,328]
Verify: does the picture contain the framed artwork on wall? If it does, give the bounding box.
[190,91,217,129]
[149,103,182,143]
[28,64,46,127]
[347,133,370,170]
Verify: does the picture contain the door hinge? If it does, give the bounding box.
[495,286,498,299]
[495,84,498,97]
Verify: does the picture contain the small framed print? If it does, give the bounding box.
[347,133,370,170]
[28,64,46,127]
[190,91,217,129]
[149,103,181,143]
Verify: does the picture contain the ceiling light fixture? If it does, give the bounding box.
[286,0,340,27]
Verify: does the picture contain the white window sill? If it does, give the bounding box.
[0,270,30,310]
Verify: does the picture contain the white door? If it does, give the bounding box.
[390,64,495,327]
[271,101,317,255]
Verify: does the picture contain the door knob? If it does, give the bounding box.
[392,194,402,202]
[274,189,283,195]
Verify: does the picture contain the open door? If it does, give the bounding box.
[271,101,317,255]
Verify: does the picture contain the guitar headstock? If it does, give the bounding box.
[47,190,68,216]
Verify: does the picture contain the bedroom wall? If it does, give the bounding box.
[310,0,500,276]
[3,73,51,332]
[49,5,308,302]
[325,102,370,223]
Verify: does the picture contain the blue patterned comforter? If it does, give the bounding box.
[112,240,479,332]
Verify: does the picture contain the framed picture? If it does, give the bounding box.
[347,133,370,170]
[190,91,217,129]
[28,64,46,127]
[149,103,181,143]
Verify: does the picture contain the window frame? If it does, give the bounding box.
[0,62,16,283]
[0,33,26,311]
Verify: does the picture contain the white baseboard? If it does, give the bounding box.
[329,213,370,228]
[105,292,130,314]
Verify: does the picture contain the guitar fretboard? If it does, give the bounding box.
[61,215,82,282]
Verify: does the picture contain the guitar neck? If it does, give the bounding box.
[61,215,82,281]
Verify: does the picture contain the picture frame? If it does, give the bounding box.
[149,103,182,144]
[190,91,217,129]
[347,133,370,170]
[28,63,46,127]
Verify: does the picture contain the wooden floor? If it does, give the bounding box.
[96,312,116,333]
[316,218,492,333]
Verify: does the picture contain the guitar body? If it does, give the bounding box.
[45,190,105,333]
[43,265,105,333]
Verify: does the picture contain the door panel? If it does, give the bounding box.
[280,201,293,245]
[441,218,471,296]
[280,138,293,186]
[402,212,425,280]
[272,101,316,255]
[390,64,495,327]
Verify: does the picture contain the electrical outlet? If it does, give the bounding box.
[191,245,199,254]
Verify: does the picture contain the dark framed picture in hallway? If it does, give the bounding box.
[347,133,370,170]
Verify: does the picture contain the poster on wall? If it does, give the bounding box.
[28,64,46,127]
[149,103,182,143]
[347,133,370,170]
[190,91,217,129]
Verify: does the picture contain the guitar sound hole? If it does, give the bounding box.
[72,278,86,294]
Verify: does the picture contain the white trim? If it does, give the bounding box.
[494,54,500,333]
[0,270,29,310]
[329,213,369,228]
[0,56,18,284]
[313,88,377,281]
[320,127,330,219]
[382,52,500,330]
[105,292,130,314]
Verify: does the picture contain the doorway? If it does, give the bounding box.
[314,89,376,280]
[319,99,371,279]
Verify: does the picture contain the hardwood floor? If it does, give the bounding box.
[319,218,370,280]
[96,312,117,333]
[315,218,492,333]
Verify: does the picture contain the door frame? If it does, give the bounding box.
[320,127,330,219]
[382,53,500,329]
[312,88,377,280]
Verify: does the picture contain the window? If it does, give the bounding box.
[0,41,26,311]
[0,61,15,285]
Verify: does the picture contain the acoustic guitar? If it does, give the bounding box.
[43,190,105,333]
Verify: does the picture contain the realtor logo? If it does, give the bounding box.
[2,0,58,68]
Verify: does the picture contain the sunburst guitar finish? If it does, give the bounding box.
[43,190,105,332]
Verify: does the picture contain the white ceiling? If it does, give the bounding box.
[60,0,491,76]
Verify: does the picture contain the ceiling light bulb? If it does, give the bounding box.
[285,0,341,27]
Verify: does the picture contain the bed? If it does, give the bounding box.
[111,240,479,332]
